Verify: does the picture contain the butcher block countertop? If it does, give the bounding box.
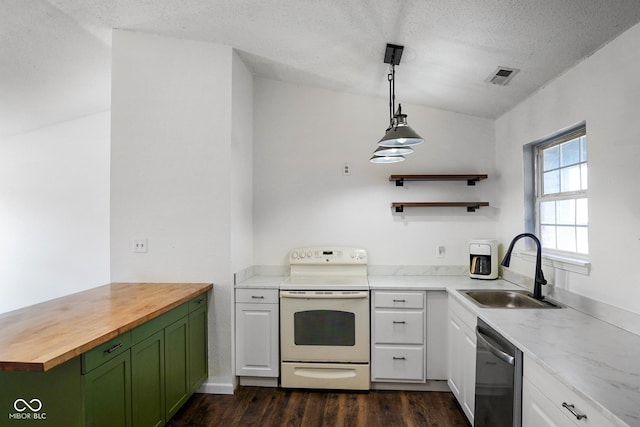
[0,282,213,373]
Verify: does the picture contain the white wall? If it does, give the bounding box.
[0,112,111,314]
[495,21,640,314]
[110,30,243,392]
[230,53,254,274]
[253,79,497,267]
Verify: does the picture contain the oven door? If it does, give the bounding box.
[280,290,369,363]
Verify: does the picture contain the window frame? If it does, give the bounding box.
[533,126,589,259]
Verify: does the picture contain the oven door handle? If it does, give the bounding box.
[280,291,369,299]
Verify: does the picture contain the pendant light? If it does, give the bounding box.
[370,44,424,163]
[369,154,406,164]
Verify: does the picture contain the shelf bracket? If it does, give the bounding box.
[466,205,480,212]
[395,204,404,213]
[467,178,479,186]
[395,178,404,186]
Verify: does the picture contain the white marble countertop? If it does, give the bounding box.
[235,275,285,288]
[236,274,639,426]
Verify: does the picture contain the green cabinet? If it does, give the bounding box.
[84,350,132,427]
[131,331,165,427]
[164,316,189,420]
[0,356,84,427]
[0,294,209,427]
[188,304,208,391]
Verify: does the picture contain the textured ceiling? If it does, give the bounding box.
[2,0,640,137]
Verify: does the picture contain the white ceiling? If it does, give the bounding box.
[3,0,640,138]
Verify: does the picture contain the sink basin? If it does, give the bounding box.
[460,289,563,309]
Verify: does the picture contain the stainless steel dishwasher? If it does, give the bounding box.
[474,319,523,427]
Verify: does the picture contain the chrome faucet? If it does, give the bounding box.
[501,233,547,300]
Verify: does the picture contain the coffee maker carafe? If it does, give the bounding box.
[469,239,498,280]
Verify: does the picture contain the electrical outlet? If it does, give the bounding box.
[436,245,445,258]
[133,238,148,253]
[343,163,351,176]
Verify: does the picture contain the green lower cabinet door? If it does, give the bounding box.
[164,317,189,420]
[188,306,208,392]
[131,330,165,427]
[84,350,131,427]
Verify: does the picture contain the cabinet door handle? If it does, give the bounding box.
[251,295,265,299]
[195,298,205,304]
[105,343,123,354]
[392,356,406,360]
[393,299,406,303]
[562,403,587,420]
[393,321,406,324]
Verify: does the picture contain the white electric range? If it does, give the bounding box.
[279,246,370,390]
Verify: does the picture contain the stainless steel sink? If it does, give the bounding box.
[460,289,563,309]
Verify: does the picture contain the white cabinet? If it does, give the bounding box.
[523,355,616,427]
[235,289,279,381]
[371,291,426,382]
[447,295,477,424]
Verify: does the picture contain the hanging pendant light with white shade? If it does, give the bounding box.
[377,105,424,147]
[369,154,406,164]
[370,44,424,163]
[372,144,414,156]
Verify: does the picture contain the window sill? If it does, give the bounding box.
[519,250,591,275]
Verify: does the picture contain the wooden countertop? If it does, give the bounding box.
[0,282,213,372]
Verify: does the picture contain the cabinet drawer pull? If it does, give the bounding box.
[195,298,205,304]
[562,403,587,420]
[105,343,123,354]
[392,356,406,360]
[392,299,406,303]
[251,295,265,299]
[392,321,406,324]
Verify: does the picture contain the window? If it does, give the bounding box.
[535,127,588,255]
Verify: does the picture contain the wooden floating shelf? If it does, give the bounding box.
[391,202,490,213]
[389,174,488,186]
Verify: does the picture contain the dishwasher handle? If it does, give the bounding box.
[476,326,515,366]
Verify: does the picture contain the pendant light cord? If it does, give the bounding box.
[388,64,395,129]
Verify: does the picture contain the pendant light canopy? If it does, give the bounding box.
[370,44,424,163]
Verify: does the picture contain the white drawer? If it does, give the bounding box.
[236,288,279,304]
[524,355,616,427]
[372,346,425,381]
[373,291,425,309]
[374,310,424,344]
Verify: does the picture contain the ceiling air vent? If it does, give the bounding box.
[485,66,520,86]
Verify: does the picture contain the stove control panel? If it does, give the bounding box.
[289,247,367,265]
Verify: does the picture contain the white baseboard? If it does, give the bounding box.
[239,376,279,387]
[371,380,450,392]
[197,375,235,395]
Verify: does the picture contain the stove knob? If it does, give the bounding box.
[307,251,313,258]
[300,251,306,258]
[291,251,299,259]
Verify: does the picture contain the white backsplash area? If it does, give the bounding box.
[368,265,468,276]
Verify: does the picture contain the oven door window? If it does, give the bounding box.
[294,310,355,346]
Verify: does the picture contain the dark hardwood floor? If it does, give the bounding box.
[167,387,470,427]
